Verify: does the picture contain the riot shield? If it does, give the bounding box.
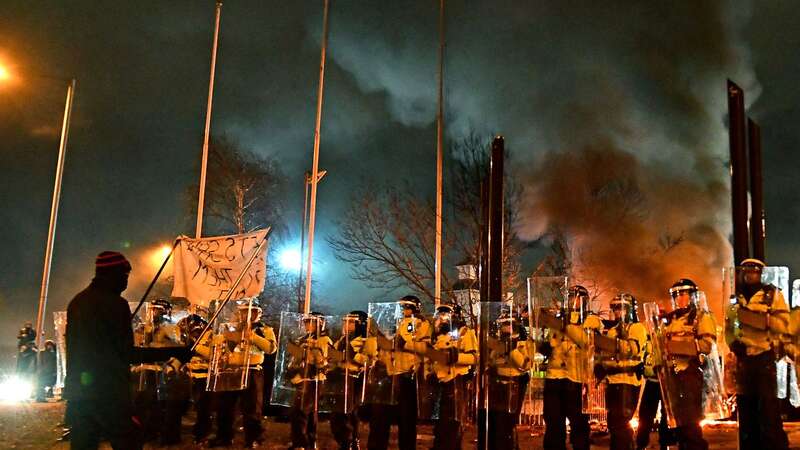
[479,301,527,415]
[641,302,678,427]
[271,312,334,412]
[53,312,67,393]
[132,300,188,392]
[363,302,401,406]
[429,307,471,422]
[205,299,257,392]
[696,293,731,420]
[321,315,367,414]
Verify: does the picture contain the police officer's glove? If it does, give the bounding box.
[395,334,408,350]
[593,363,607,381]
[633,362,645,380]
[538,341,553,359]
[174,346,194,364]
[729,340,747,358]
[447,347,459,365]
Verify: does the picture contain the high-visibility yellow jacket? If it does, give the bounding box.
[601,322,647,386]
[431,326,478,383]
[546,315,602,383]
[195,325,277,369]
[729,287,789,356]
[660,308,716,372]
[491,338,533,378]
[364,317,432,376]
[333,335,370,374]
[290,334,334,384]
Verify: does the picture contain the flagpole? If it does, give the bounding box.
[34,78,75,352]
[195,0,223,239]
[434,0,445,307]
[303,0,331,315]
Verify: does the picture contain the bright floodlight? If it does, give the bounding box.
[149,244,173,269]
[0,66,9,81]
[279,248,302,271]
[0,375,33,403]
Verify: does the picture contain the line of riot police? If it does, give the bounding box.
[126,259,800,450]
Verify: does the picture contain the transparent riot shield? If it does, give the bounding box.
[271,312,334,412]
[205,299,257,392]
[429,308,462,421]
[363,302,401,406]
[321,315,365,414]
[641,302,679,427]
[53,311,67,392]
[133,300,188,392]
[479,301,527,415]
[363,301,435,418]
[696,293,731,420]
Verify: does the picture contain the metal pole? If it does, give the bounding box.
[434,0,445,307]
[727,80,749,266]
[748,118,766,261]
[131,239,180,319]
[298,172,310,312]
[35,78,75,351]
[303,0,330,314]
[195,0,223,239]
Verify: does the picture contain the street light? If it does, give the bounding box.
[2,64,77,352]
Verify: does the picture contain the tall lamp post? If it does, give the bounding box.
[1,65,77,352]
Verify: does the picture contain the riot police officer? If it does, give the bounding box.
[328,310,370,450]
[430,302,477,450]
[539,285,602,450]
[201,301,277,447]
[180,313,213,443]
[648,279,717,450]
[595,293,647,450]
[289,312,332,450]
[727,258,790,450]
[486,306,533,450]
[365,295,432,450]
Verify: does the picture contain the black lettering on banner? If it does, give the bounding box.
[224,237,236,262]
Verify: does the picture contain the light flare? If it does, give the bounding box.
[0,375,33,403]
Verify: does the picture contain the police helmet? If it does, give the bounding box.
[343,310,368,337]
[399,295,422,314]
[610,293,638,323]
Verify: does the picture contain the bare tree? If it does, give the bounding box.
[186,136,293,313]
[328,133,525,311]
[190,136,288,236]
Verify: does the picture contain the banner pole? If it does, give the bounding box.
[190,230,271,352]
[131,239,180,319]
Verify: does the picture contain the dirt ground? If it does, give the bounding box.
[4,401,800,449]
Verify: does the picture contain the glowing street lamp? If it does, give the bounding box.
[0,65,10,81]
[279,247,302,272]
[150,244,174,269]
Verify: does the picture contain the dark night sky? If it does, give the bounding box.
[1,1,798,345]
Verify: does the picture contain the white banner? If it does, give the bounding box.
[171,229,269,307]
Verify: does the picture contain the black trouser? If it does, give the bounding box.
[330,374,363,449]
[368,373,418,450]
[132,371,161,442]
[737,351,788,450]
[636,379,673,449]
[606,383,639,450]
[67,399,142,450]
[669,365,707,450]
[433,375,468,450]
[487,373,529,450]
[191,377,213,440]
[542,378,589,450]
[217,368,265,444]
[291,379,320,449]
[159,372,191,445]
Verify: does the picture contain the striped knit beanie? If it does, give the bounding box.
[95,251,132,272]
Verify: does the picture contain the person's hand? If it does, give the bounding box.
[447,347,459,365]
[395,334,408,350]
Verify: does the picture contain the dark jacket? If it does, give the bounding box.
[65,278,134,405]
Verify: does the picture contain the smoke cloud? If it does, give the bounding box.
[323,1,760,313]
